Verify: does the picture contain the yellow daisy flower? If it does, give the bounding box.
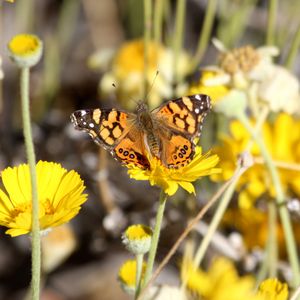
[127,147,220,196]
[0,161,87,237]
[212,113,300,208]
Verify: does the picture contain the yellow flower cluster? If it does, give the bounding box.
[212,113,300,208]
[0,161,87,237]
[182,257,288,300]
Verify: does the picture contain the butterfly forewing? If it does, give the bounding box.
[152,94,211,168]
[71,108,150,169]
[152,94,211,138]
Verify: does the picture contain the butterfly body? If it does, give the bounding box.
[71,94,211,169]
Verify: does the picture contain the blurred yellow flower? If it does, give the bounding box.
[182,257,259,300]
[0,161,87,237]
[128,147,220,196]
[212,113,300,208]
[118,259,146,295]
[189,70,230,103]
[8,34,43,68]
[95,39,191,109]
[257,278,288,300]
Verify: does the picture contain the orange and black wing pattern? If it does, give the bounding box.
[70,109,150,169]
[152,94,211,168]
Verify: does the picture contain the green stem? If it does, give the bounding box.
[237,111,300,288]
[193,163,242,267]
[192,0,217,71]
[135,253,144,299]
[266,0,277,46]
[143,0,152,99]
[143,190,167,287]
[172,0,186,87]
[21,67,40,299]
[285,25,300,70]
[154,0,164,44]
[267,201,278,277]
[255,252,269,288]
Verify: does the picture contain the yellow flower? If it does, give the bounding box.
[189,70,230,103]
[182,257,260,300]
[128,147,220,196]
[8,34,43,68]
[98,39,191,109]
[0,161,87,237]
[122,224,153,254]
[118,259,146,295]
[212,113,300,208]
[223,205,300,254]
[257,278,289,300]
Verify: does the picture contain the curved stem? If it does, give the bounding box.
[143,0,152,100]
[143,190,167,287]
[285,24,300,70]
[266,0,277,46]
[192,0,217,71]
[21,67,40,300]
[154,0,164,44]
[237,111,300,288]
[193,163,242,267]
[173,0,186,86]
[267,201,278,277]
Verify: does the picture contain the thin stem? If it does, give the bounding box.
[290,285,300,300]
[143,0,152,99]
[266,0,277,46]
[154,0,164,44]
[192,0,217,71]
[267,201,277,277]
[254,157,300,172]
[143,190,167,287]
[135,253,144,299]
[255,252,269,288]
[237,111,300,288]
[193,162,241,267]
[21,67,40,300]
[285,25,300,70]
[172,0,186,86]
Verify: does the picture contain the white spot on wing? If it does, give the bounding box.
[195,108,200,113]
[195,94,201,100]
[89,123,95,128]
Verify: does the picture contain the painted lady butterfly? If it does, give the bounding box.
[71,94,211,169]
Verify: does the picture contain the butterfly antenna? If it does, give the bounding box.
[145,70,159,101]
[112,82,140,107]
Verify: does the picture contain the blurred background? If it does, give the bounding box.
[0,0,300,299]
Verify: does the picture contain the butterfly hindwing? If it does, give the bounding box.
[159,133,195,168]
